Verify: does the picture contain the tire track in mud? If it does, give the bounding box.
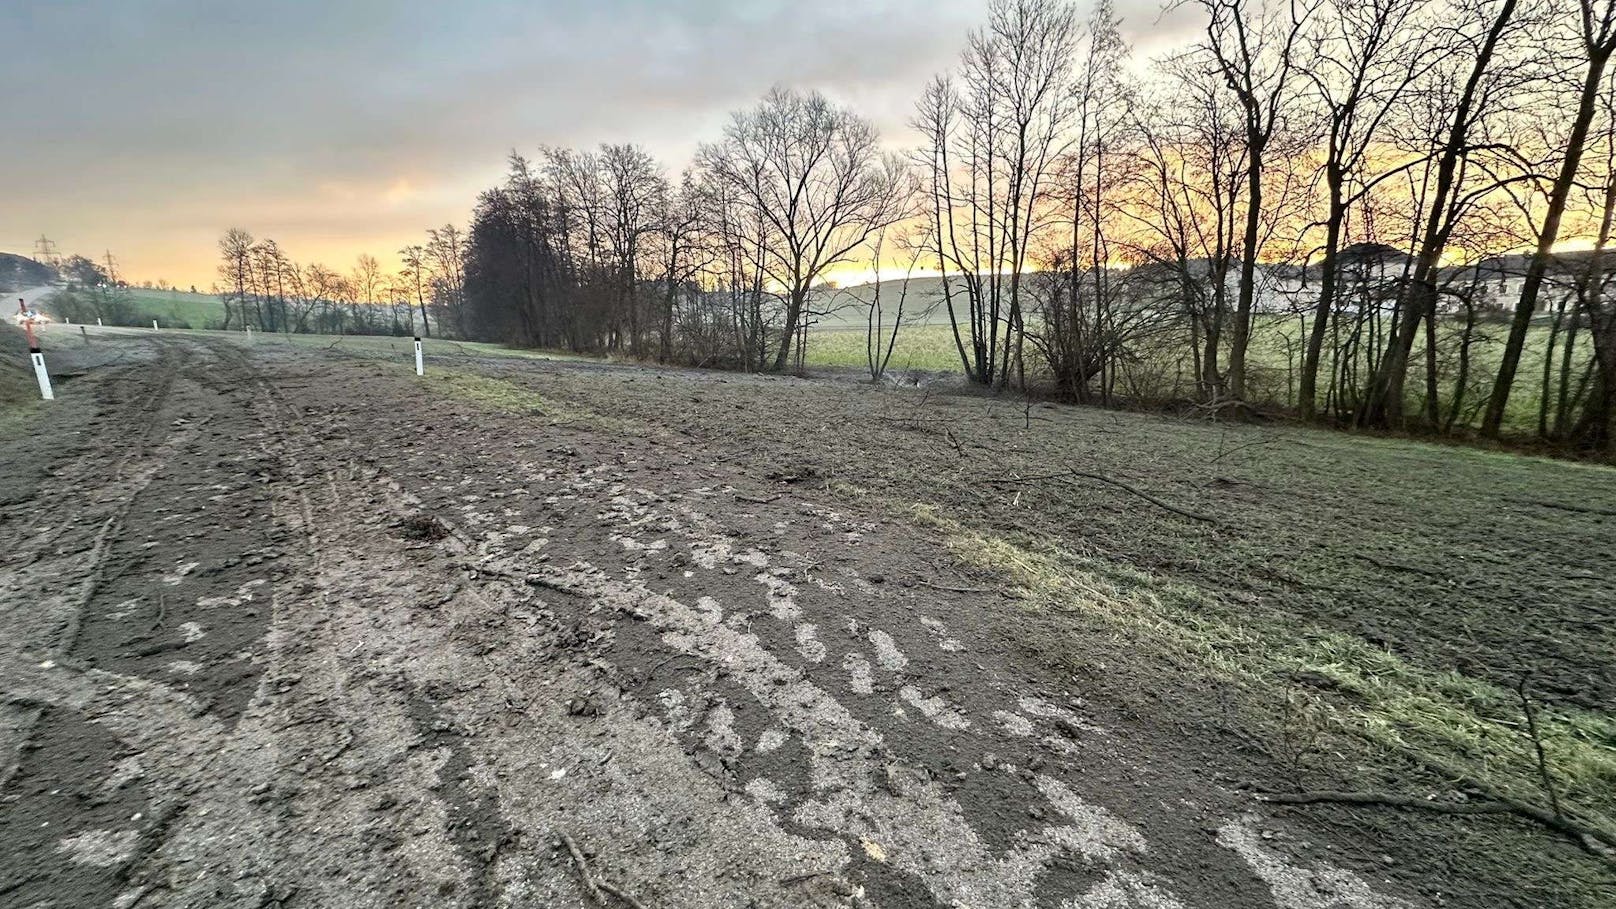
[0,341,196,907]
[1,334,1429,908]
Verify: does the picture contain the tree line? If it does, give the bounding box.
[214,227,467,338]
[216,0,1616,452]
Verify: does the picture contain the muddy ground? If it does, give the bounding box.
[0,326,1611,908]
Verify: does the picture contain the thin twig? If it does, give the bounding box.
[1064,469,1217,524]
[597,881,649,909]
[918,579,997,594]
[1516,673,1564,823]
[979,468,1217,524]
[559,833,603,903]
[560,832,649,907]
[1209,435,1279,465]
[1258,790,1615,866]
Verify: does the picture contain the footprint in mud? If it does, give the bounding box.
[53,829,140,869]
[755,569,800,620]
[993,709,1036,737]
[1216,816,1412,909]
[705,703,743,759]
[898,685,971,730]
[795,624,827,662]
[869,630,907,671]
[843,653,875,694]
[756,728,787,753]
[920,616,967,652]
[161,561,201,585]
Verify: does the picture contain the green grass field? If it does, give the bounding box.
[122,288,227,328]
[47,276,1581,436]
[798,311,1570,436]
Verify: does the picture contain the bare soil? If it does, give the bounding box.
[1,327,1611,908]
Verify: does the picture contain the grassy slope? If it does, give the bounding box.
[121,288,227,328]
[0,323,37,408]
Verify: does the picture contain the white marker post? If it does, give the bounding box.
[245,326,253,345]
[414,336,424,376]
[30,346,53,400]
[96,317,103,326]
[152,320,160,331]
[17,302,52,401]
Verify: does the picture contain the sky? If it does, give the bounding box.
[1,0,1196,289]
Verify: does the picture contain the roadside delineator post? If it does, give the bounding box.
[17,301,52,401]
[96,317,103,326]
[414,336,424,376]
[30,345,53,400]
[152,320,160,331]
[245,326,253,345]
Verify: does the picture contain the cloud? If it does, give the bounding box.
[1,0,1194,285]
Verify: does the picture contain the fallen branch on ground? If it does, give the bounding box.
[1065,469,1219,525]
[980,468,1217,525]
[1257,790,1616,866]
[918,579,998,595]
[1350,553,1443,578]
[559,832,650,909]
[1504,497,1616,518]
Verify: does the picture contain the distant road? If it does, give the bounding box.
[7,285,55,315]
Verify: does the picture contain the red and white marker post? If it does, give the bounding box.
[18,298,53,401]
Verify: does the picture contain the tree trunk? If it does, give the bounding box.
[1483,44,1613,437]
[1227,144,1263,403]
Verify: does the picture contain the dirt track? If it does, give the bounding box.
[0,329,1603,907]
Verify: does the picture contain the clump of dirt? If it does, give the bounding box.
[396,514,449,542]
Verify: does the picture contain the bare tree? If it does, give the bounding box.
[399,244,431,337]
[1295,0,1434,421]
[600,143,669,357]
[1046,0,1132,403]
[1122,54,1248,400]
[425,224,468,338]
[351,253,384,334]
[217,228,254,332]
[651,172,709,363]
[1484,0,1616,435]
[861,225,927,381]
[1358,0,1524,428]
[1191,0,1319,403]
[915,0,1080,387]
[699,86,909,373]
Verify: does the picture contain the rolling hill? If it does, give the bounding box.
[0,252,57,292]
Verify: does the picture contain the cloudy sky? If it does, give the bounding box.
[2,0,1195,287]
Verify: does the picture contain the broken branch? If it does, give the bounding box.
[559,832,649,909]
[1258,790,1616,867]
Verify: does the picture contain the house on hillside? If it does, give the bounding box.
[1460,250,1614,315]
